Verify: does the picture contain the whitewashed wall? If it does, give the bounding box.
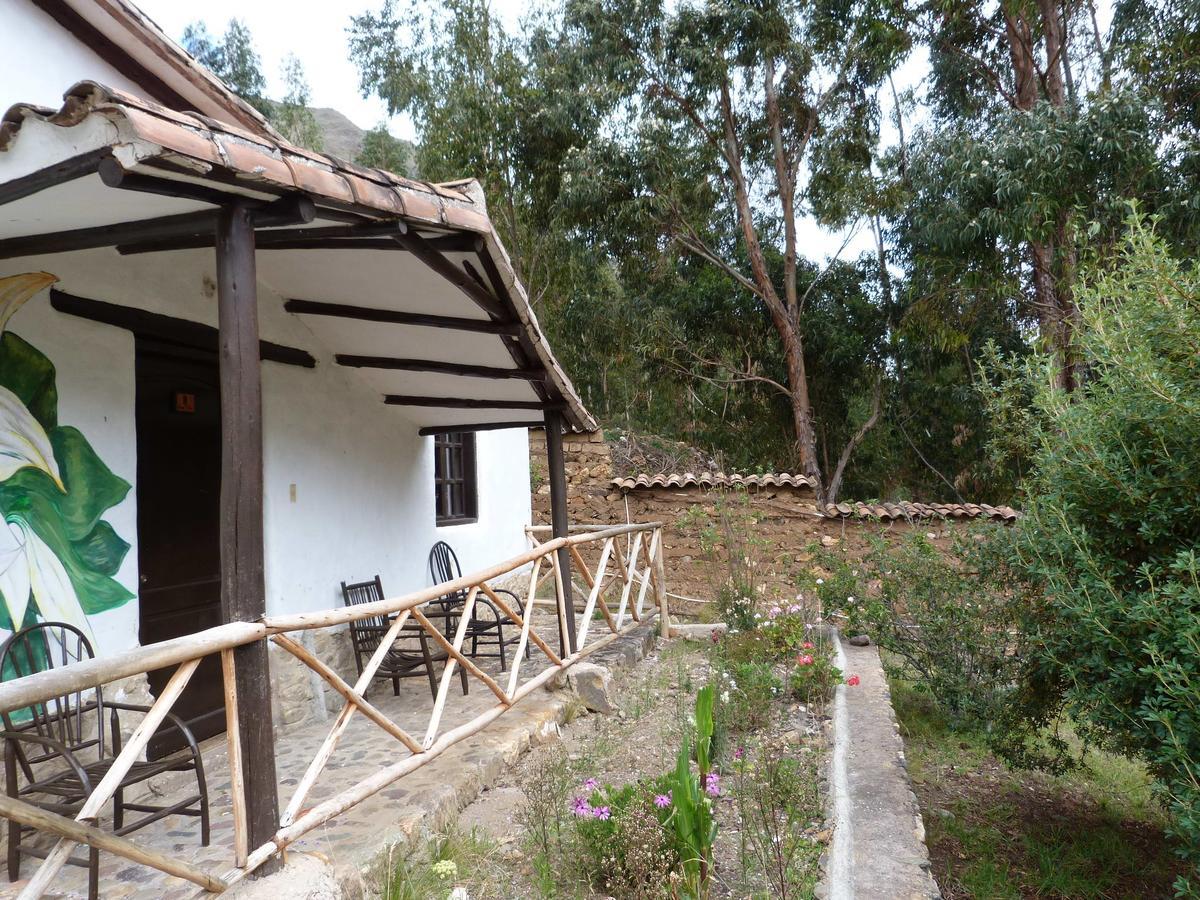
[0,247,533,656]
[1,0,145,108]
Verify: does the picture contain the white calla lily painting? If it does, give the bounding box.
[0,273,134,669]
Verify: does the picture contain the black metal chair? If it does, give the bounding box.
[341,576,467,701]
[428,542,528,672]
[0,622,209,900]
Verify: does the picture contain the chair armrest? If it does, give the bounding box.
[0,731,94,794]
[105,702,205,759]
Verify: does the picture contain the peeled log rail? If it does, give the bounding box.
[0,522,670,898]
[0,524,660,715]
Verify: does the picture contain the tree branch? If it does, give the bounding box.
[826,378,884,503]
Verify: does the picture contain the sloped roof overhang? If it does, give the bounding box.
[0,82,595,434]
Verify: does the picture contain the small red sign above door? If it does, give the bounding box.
[174,391,196,414]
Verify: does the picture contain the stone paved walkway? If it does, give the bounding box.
[4,621,585,899]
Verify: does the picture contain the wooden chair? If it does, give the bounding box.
[428,542,528,672]
[341,577,467,700]
[0,622,209,900]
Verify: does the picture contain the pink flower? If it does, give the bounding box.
[733,746,744,761]
[788,603,803,614]
[802,641,815,650]
[704,773,720,796]
[583,778,598,791]
[710,629,721,643]
[847,674,861,686]
[654,793,671,808]
[571,796,592,817]
[797,655,814,666]
[593,806,611,820]
[768,605,782,618]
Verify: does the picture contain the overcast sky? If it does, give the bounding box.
[136,0,917,261]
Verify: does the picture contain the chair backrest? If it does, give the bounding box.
[341,577,390,655]
[428,541,463,592]
[0,622,105,773]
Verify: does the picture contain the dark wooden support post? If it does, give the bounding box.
[543,410,577,654]
[215,201,280,874]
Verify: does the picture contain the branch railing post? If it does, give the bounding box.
[0,522,667,898]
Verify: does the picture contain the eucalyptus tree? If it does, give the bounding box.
[181,20,322,150]
[348,0,607,317]
[554,0,908,501]
[900,0,1192,393]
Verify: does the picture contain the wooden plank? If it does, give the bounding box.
[0,196,312,260]
[575,538,613,647]
[0,794,226,894]
[423,589,482,748]
[651,528,671,638]
[479,582,562,668]
[335,355,547,381]
[119,232,479,254]
[221,650,249,867]
[50,289,316,368]
[20,659,201,897]
[384,395,561,410]
[543,410,577,653]
[216,201,280,876]
[614,531,643,629]
[270,634,421,753]
[284,299,520,335]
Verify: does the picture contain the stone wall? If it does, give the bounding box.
[530,429,963,613]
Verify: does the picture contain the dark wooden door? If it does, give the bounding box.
[135,342,226,758]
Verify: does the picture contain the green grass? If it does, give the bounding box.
[891,681,1185,899]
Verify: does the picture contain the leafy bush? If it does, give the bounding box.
[845,530,1028,725]
[985,222,1200,891]
[713,660,782,736]
[571,779,677,898]
[788,645,843,710]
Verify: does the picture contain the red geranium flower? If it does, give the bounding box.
[846,674,861,686]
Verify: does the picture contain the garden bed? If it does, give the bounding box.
[379,614,837,899]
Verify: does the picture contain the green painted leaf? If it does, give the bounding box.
[73,521,130,578]
[17,493,133,616]
[0,426,131,543]
[0,333,57,431]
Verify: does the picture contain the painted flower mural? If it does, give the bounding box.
[0,273,134,658]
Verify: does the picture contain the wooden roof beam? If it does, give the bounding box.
[0,196,314,260]
[335,355,548,381]
[284,299,521,335]
[384,395,563,410]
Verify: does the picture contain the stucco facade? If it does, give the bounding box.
[0,2,536,730]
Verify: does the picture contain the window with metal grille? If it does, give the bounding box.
[434,431,477,525]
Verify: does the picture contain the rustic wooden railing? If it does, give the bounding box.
[0,522,667,897]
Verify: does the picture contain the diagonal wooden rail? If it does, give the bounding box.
[0,521,668,898]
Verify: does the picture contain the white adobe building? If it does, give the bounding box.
[0,0,593,740]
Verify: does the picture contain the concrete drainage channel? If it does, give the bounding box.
[819,632,942,900]
[227,622,661,898]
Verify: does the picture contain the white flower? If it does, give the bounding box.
[816,578,824,585]
[0,515,92,641]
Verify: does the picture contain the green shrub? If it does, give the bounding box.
[847,529,1028,726]
[714,661,782,736]
[788,646,843,710]
[984,221,1200,892]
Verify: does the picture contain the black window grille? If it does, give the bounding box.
[434,432,477,525]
